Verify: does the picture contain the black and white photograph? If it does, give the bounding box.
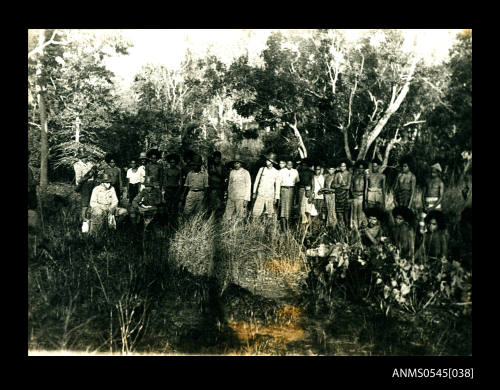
[27,28,472,359]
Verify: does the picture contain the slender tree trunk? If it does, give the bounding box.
[357,56,419,161]
[38,90,49,189]
[75,116,80,143]
[287,120,307,158]
[342,128,353,163]
[36,29,49,190]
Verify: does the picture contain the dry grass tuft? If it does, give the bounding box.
[274,304,303,325]
[168,213,216,276]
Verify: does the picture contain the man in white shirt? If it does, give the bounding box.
[223,154,251,221]
[126,159,145,204]
[89,173,128,234]
[252,152,280,219]
[137,152,148,191]
[312,164,326,230]
[74,151,97,222]
[278,159,300,229]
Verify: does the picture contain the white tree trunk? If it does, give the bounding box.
[357,56,419,161]
[75,116,80,143]
[36,29,49,189]
[287,121,307,158]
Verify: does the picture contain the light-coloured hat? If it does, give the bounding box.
[143,176,154,187]
[99,173,112,183]
[138,152,149,161]
[431,163,442,173]
[230,153,245,164]
[263,152,278,164]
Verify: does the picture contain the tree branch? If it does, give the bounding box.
[286,115,308,158]
[381,128,401,172]
[368,91,382,122]
[403,120,426,127]
[28,30,66,58]
[347,53,364,130]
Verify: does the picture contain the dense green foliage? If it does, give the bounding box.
[28,29,471,187]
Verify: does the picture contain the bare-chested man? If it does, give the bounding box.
[365,159,386,210]
[423,163,444,212]
[350,160,367,229]
[393,157,416,210]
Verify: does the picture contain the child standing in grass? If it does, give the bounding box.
[390,206,416,261]
[415,210,448,264]
[423,163,445,212]
[361,207,385,247]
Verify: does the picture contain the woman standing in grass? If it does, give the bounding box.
[321,163,337,229]
[333,159,352,229]
[311,164,326,231]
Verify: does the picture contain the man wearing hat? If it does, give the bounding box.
[296,158,315,225]
[162,153,182,218]
[278,159,300,229]
[137,152,149,190]
[182,154,209,216]
[104,154,123,200]
[126,158,145,205]
[251,152,280,219]
[74,149,98,222]
[89,173,128,234]
[131,176,163,226]
[145,149,163,192]
[223,154,251,221]
[207,151,227,215]
[423,163,444,212]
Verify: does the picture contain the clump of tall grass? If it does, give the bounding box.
[168,213,217,277]
[218,218,308,299]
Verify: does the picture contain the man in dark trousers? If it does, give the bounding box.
[297,158,314,225]
[145,149,163,192]
[162,154,182,218]
[207,151,227,216]
[131,176,163,228]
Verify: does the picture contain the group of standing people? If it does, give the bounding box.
[72,147,457,264]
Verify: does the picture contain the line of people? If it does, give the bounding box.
[72,148,463,264]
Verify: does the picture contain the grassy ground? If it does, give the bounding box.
[28,181,471,355]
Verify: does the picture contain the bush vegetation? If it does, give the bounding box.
[28,181,471,355]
